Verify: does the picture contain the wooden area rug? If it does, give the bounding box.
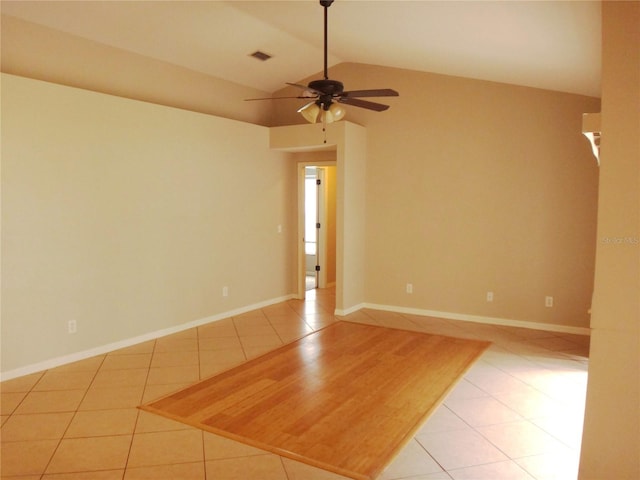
[141,321,490,480]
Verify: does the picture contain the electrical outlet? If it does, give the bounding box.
[222,286,229,297]
[68,320,77,334]
[545,296,554,307]
[406,283,413,294]
[486,291,494,302]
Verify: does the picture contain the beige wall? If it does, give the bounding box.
[579,2,640,478]
[1,15,272,126]
[324,165,337,286]
[1,74,296,375]
[273,63,600,330]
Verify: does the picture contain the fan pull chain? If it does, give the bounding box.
[322,114,327,143]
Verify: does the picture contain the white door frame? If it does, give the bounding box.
[297,161,336,299]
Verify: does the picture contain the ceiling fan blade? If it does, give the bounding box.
[338,97,390,112]
[286,82,324,96]
[340,89,399,98]
[244,96,314,101]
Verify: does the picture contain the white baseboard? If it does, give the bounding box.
[363,303,591,336]
[0,293,297,382]
[4,296,589,381]
[334,302,365,317]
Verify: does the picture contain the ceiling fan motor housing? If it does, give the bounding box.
[308,79,344,95]
[308,79,343,109]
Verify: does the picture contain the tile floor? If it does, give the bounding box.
[0,287,589,480]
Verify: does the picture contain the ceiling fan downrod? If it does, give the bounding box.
[320,0,334,80]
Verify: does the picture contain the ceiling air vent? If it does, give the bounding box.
[250,50,272,61]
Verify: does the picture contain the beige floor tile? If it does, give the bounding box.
[232,317,271,333]
[0,412,74,441]
[127,429,204,467]
[65,408,139,438]
[140,382,191,403]
[262,303,298,316]
[285,298,313,312]
[203,431,269,460]
[42,469,125,479]
[417,406,469,434]
[244,344,282,359]
[302,313,336,329]
[0,372,45,393]
[379,439,443,479]
[197,318,237,338]
[146,365,200,385]
[416,427,508,470]
[444,396,523,427]
[234,323,277,337]
[205,453,288,480]
[154,337,198,353]
[271,323,314,343]
[15,389,85,414]
[198,348,245,364]
[199,335,242,350]
[402,473,455,480]
[135,409,192,433]
[46,435,132,473]
[448,460,536,479]
[1,475,41,480]
[108,340,155,355]
[239,334,282,349]
[79,385,144,410]
[233,309,268,320]
[281,457,352,480]
[530,413,584,449]
[165,328,198,339]
[445,378,489,401]
[463,364,531,396]
[514,447,580,480]
[32,370,95,392]
[264,311,305,324]
[475,420,566,458]
[338,310,376,325]
[100,354,152,370]
[91,369,149,388]
[0,391,28,415]
[123,462,205,479]
[199,362,231,378]
[150,351,199,368]
[493,388,564,419]
[0,439,59,476]
[49,356,105,373]
[380,316,425,332]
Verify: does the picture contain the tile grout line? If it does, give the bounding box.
[122,338,158,479]
[37,354,108,478]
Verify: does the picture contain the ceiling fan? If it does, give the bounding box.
[246,0,399,124]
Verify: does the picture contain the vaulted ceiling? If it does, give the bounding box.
[1,0,601,97]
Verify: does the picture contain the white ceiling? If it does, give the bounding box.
[1,0,602,97]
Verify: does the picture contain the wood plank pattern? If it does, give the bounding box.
[141,321,490,480]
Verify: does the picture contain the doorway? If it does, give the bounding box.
[304,167,320,290]
[300,163,337,296]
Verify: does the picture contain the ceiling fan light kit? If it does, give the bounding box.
[298,100,346,124]
[245,0,398,124]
